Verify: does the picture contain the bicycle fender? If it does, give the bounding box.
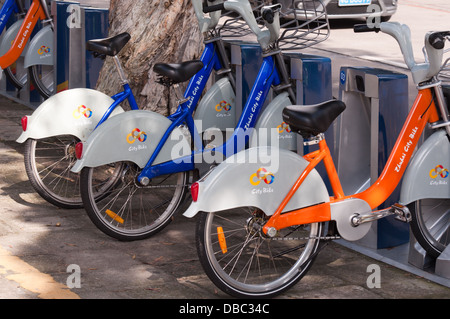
[16,88,124,143]
[183,146,329,218]
[193,77,236,133]
[0,19,27,57]
[24,25,53,68]
[400,130,450,205]
[249,92,297,151]
[71,110,191,172]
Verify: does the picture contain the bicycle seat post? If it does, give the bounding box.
[39,0,54,27]
[173,83,189,106]
[112,55,129,85]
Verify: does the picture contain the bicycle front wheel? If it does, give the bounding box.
[24,136,84,209]
[196,208,324,298]
[80,162,188,241]
[29,64,54,99]
[409,199,450,258]
[4,62,27,90]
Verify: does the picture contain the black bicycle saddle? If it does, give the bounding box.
[86,32,131,56]
[282,100,346,138]
[153,60,204,85]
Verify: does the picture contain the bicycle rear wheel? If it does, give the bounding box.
[196,208,324,298]
[409,199,450,258]
[24,136,84,209]
[80,162,188,241]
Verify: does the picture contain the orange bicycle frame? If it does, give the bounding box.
[263,87,440,234]
[0,0,47,69]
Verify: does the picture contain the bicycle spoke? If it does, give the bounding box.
[82,162,187,240]
[25,137,84,208]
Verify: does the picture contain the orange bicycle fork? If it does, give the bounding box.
[263,87,440,235]
[0,0,47,69]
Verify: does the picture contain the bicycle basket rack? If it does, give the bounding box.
[217,0,330,51]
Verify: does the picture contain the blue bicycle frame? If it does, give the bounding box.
[137,53,281,182]
[92,41,223,133]
[0,0,23,33]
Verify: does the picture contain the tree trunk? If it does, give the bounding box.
[96,0,203,115]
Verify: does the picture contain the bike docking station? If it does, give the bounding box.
[0,0,42,106]
[220,3,332,153]
[334,66,450,286]
[1,0,449,296]
[227,41,332,152]
[53,0,109,92]
[408,79,450,281]
[0,0,109,109]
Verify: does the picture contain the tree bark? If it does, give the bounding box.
[96,0,203,115]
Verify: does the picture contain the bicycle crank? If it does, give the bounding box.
[351,203,412,226]
[330,198,373,242]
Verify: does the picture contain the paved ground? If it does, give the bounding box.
[0,95,448,303]
[0,0,448,305]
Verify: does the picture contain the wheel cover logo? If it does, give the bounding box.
[250,168,275,186]
[38,45,51,55]
[215,100,232,112]
[429,165,449,179]
[72,105,92,119]
[277,122,291,133]
[127,128,147,144]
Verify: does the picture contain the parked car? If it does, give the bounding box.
[277,0,398,22]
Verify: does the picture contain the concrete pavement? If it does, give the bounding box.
[0,95,448,301]
[0,0,449,302]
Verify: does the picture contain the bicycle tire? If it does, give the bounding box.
[196,208,324,298]
[29,64,54,99]
[408,199,450,258]
[4,63,27,90]
[24,136,84,209]
[80,162,188,241]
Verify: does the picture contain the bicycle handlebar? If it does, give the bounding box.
[192,0,222,33]
[199,0,281,51]
[261,4,282,25]
[354,22,449,84]
[353,24,380,33]
[428,31,450,50]
[202,3,225,13]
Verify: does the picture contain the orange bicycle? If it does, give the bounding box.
[0,0,54,98]
[183,22,450,298]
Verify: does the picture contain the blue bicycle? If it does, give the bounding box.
[17,0,237,209]
[72,0,328,241]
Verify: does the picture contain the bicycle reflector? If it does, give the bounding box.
[217,226,227,254]
[191,182,199,202]
[105,209,124,224]
[21,116,28,131]
[75,142,83,159]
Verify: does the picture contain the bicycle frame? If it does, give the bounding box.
[0,0,49,69]
[0,0,24,33]
[93,82,139,130]
[136,52,282,182]
[71,1,298,180]
[262,85,440,234]
[93,40,224,130]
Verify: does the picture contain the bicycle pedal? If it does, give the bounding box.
[392,203,412,223]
